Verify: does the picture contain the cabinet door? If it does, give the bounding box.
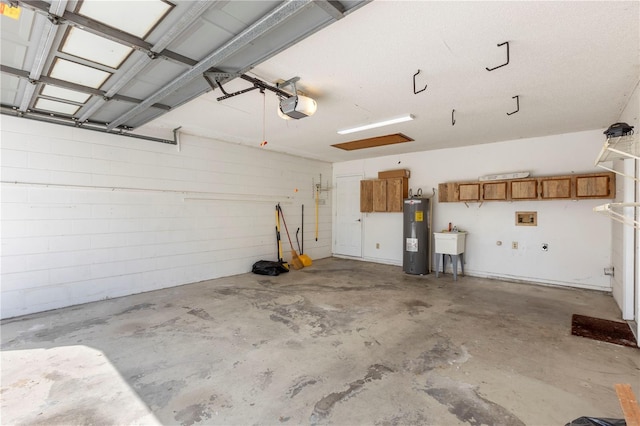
[540,177,572,199]
[360,180,373,212]
[459,183,480,201]
[438,183,458,202]
[482,181,507,200]
[510,180,538,200]
[386,177,408,212]
[372,179,387,211]
[576,174,613,198]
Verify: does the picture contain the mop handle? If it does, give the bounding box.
[315,187,319,241]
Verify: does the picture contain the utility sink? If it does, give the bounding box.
[434,232,466,255]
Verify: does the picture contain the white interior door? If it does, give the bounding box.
[334,175,362,257]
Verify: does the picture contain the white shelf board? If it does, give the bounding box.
[594,202,640,229]
[594,134,639,165]
[594,134,639,181]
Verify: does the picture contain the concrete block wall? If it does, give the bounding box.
[1,116,332,319]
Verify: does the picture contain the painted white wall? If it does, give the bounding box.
[334,129,614,291]
[1,116,332,319]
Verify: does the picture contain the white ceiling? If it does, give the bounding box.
[138,1,640,163]
[2,1,638,164]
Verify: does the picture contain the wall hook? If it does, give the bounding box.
[413,69,427,94]
[452,109,456,126]
[507,95,519,116]
[486,41,510,71]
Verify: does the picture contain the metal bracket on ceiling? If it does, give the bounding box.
[203,71,246,99]
[206,72,241,80]
[204,71,295,102]
[173,126,182,151]
[507,95,519,116]
[452,109,456,126]
[413,70,427,94]
[486,41,510,71]
[217,82,259,100]
[277,77,300,98]
[12,106,24,117]
[203,74,228,95]
[47,14,62,25]
[244,74,292,98]
[314,0,346,20]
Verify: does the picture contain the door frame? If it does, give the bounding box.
[333,173,363,258]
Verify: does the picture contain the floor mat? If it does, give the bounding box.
[571,314,637,348]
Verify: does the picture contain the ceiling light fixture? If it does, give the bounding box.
[337,114,415,135]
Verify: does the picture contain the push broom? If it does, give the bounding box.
[275,204,288,271]
[277,204,304,270]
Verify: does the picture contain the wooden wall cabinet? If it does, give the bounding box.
[360,177,409,212]
[438,182,458,203]
[540,177,571,199]
[360,180,373,212]
[386,177,409,212]
[372,179,387,212]
[482,181,508,200]
[510,180,538,200]
[459,183,481,201]
[438,172,615,203]
[575,174,613,198]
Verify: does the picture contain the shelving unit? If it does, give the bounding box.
[593,133,639,228]
[594,203,640,229]
[594,134,639,180]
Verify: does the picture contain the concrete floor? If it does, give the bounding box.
[1,257,638,425]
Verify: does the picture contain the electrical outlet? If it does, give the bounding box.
[512,241,518,249]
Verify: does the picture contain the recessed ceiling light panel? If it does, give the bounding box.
[61,27,133,69]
